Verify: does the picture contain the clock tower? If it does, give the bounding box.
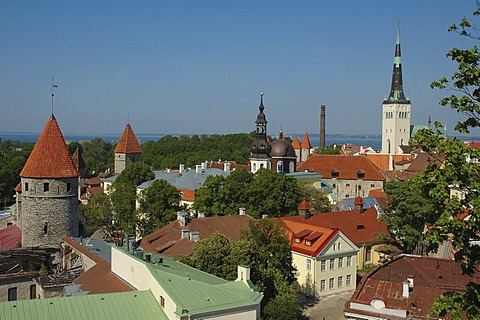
[250,92,271,172]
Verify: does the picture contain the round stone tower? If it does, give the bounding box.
[19,114,79,247]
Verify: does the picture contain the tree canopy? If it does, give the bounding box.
[412,4,480,318]
[192,168,306,218]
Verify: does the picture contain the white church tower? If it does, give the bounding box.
[381,24,411,154]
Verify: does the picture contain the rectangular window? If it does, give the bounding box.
[338,243,341,250]
[346,183,350,187]
[30,284,36,299]
[338,257,344,268]
[338,276,343,288]
[25,183,29,191]
[346,275,352,287]
[321,260,326,271]
[330,258,335,270]
[8,287,17,301]
[305,240,311,246]
[320,279,326,291]
[43,222,48,235]
[306,258,311,271]
[295,238,301,243]
[67,183,71,192]
[329,278,334,290]
[370,184,375,188]
[333,243,336,251]
[347,256,352,267]
[43,183,49,192]
[160,295,165,308]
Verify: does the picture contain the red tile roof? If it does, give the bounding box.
[347,255,479,319]
[72,147,85,170]
[180,189,195,202]
[279,219,338,256]
[353,196,363,205]
[15,182,22,192]
[405,152,444,173]
[63,237,133,294]
[20,115,79,178]
[0,225,21,250]
[298,197,310,211]
[300,132,311,149]
[361,153,413,171]
[114,123,142,154]
[280,207,390,246]
[141,215,253,258]
[292,137,301,149]
[297,155,385,181]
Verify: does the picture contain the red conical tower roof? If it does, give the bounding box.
[299,195,310,211]
[301,132,311,149]
[72,147,85,170]
[292,137,301,149]
[353,196,364,205]
[20,115,79,178]
[114,123,142,154]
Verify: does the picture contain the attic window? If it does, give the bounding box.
[357,224,365,230]
[43,183,49,192]
[357,171,365,179]
[295,238,301,243]
[331,170,339,178]
[305,240,311,246]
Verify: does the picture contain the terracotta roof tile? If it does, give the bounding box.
[280,207,390,245]
[292,137,301,149]
[0,225,21,250]
[20,115,79,178]
[361,153,413,171]
[114,123,142,154]
[14,182,21,192]
[72,148,85,170]
[297,155,385,181]
[348,255,479,319]
[141,215,253,258]
[405,152,444,173]
[63,237,133,294]
[300,132,311,149]
[279,219,338,256]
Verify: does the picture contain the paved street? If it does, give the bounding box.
[302,291,353,320]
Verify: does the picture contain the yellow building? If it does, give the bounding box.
[279,219,359,297]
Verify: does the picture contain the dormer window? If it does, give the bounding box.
[357,224,365,230]
[295,238,301,243]
[357,170,365,179]
[331,170,339,178]
[305,240,311,246]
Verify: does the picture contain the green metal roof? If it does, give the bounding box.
[124,250,263,317]
[0,290,167,320]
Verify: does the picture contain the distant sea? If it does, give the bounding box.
[0,132,384,150]
[4,131,480,151]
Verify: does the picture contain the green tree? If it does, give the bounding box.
[115,163,154,187]
[313,144,340,155]
[81,138,115,174]
[138,179,181,235]
[109,182,137,234]
[384,177,437,253]
[82,192,115,237]
[248,169,302,218]
[416,4,480,318]
[297,180,331,213]
[263,268,302,320]
[192,175,227,216]
[223,168,254,214]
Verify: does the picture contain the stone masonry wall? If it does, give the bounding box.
[0,277,35,301]
[21,177,78,247]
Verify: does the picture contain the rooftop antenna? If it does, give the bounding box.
[51,77,58,115]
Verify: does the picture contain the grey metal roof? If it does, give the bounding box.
[338,197,384,215]
[72,237,113,263]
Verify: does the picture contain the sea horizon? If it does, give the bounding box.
[2,131,480,151]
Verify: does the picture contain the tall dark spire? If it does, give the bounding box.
[384,23,410,104]
[251,92,271,159]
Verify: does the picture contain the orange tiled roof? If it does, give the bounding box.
[300,132,311,149]
[361,153,412,171]
[114,123,142,154]
[180,189,195,202]
[72,147,86,170]
[20,115,79,178]
[279,219,338,256]
[280,207,390,246]
[292,137,301,149]
[14,182,22,192]
[297,155,385,181]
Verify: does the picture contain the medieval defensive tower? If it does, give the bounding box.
[114,123,142,174]
[19,114,79,247]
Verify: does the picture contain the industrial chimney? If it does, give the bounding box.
[320,105,326,149]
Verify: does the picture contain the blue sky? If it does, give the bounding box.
[1,1,479,137]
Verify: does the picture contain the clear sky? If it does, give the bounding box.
[1,1,479,137]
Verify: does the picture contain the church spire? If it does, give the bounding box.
[384,23,410,104]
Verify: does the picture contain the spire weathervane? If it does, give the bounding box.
[51,77,58,115]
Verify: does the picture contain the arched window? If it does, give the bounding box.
[289,161,295,172]
[252,163,256,171]
[277,161,283,173]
